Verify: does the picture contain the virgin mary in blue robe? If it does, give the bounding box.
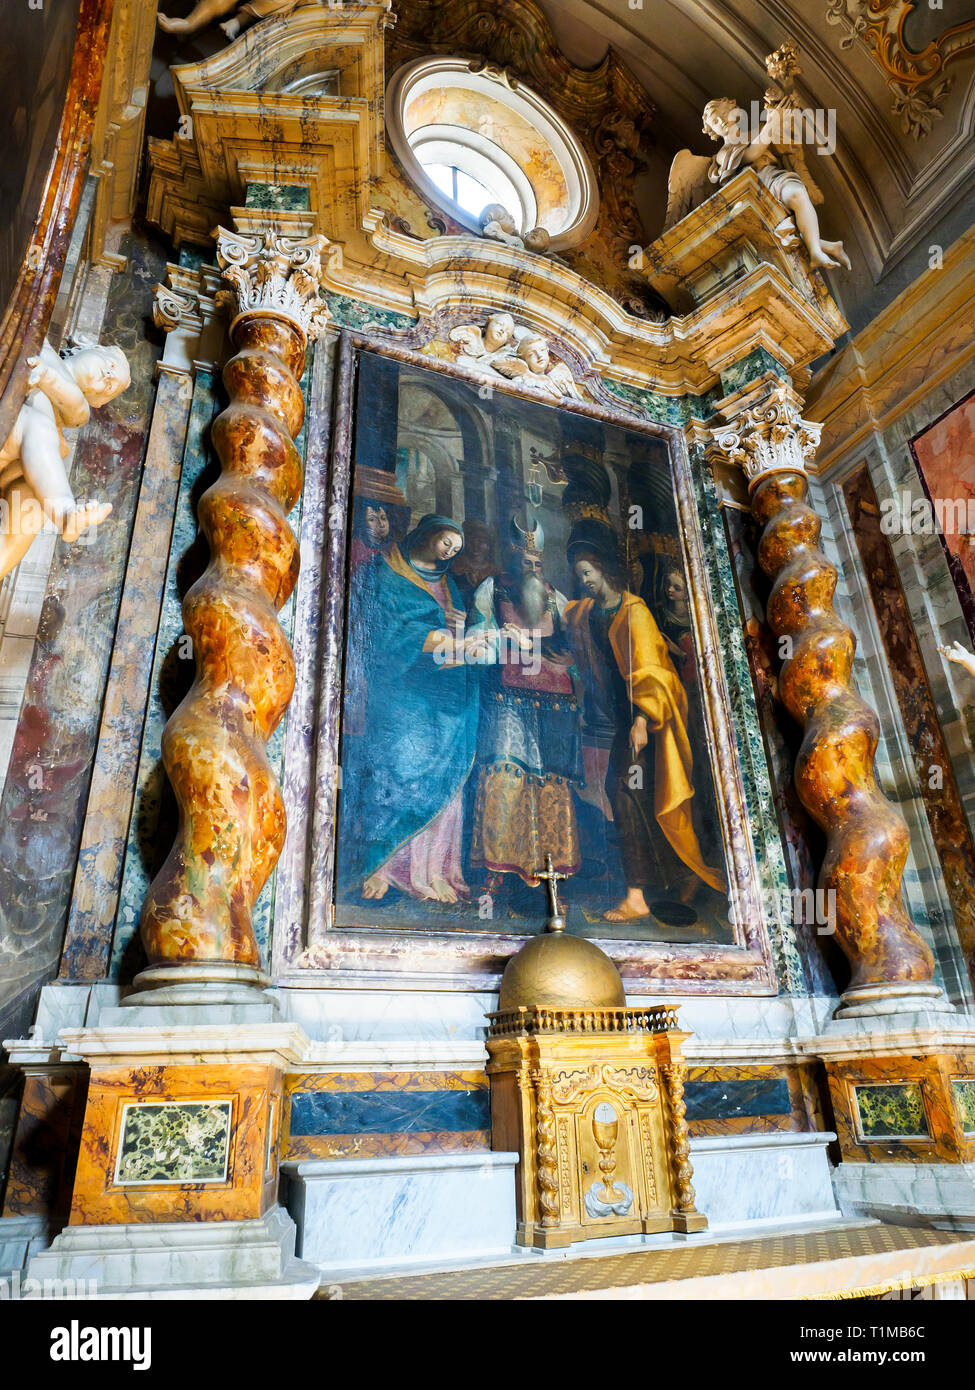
[339,514,480,903]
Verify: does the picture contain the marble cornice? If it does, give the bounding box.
[150,37,848,406]
[805,222,975,470]
[56,1024,314,1068]
[794,1021,975,1062]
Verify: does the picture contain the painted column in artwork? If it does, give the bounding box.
[708,374,944,1019]
[134,228,329,1002]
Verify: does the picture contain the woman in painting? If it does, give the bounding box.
[343,514,485,906]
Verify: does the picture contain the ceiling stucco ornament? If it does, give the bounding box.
[825,0,975,139]
[214,228,331,342]
[708,379,822,485]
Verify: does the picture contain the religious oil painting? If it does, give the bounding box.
[334,351,733,944]
[910,387,975,639]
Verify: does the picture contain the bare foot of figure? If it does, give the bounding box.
[604,888,651,922]
[429,876,459,904]
[810,241,851,271]
[157,14,191,32]
[62,501,111,544]
[362,874,389,899]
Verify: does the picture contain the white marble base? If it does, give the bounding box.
[689,1132,842,1230]
[282,1151,518,1276]
[25,1207,320,1299]
[0,1214,51,1272]
[832,1161,975,1225]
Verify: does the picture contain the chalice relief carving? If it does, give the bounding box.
[584,1101,635,1218]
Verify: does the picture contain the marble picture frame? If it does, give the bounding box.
[277,326,786,997]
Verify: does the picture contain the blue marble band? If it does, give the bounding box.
[289,1088,492,1137]
[683,1078,791,1121]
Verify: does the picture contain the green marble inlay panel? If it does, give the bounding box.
[854,1083,929,1139]
[324,292,416,333]
[952,1080,975,1135]
[245,181,311,212]
[115,1101,231,1184]
[719,348,789,397]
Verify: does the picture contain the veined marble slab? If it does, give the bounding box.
[282,1151,518,1276]
[833,1161,975,1223]
[689,1131,842,1230]
[26,1207,319,1300]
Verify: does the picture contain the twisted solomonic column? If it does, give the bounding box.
[709,379,944,1019]
[133,230,329,1003]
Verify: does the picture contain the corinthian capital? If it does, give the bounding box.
[708,379,822,484]
[214,228,330,343]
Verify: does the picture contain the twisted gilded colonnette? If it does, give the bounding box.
[713,382,936,1009]
[139,231,328,983]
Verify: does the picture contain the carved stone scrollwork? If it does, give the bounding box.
[214,229,331,342]
[711,380,821,485]
[153,282,198,333]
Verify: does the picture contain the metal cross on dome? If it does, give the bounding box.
[533,852,568,931]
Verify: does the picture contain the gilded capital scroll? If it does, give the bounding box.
[135,230,328,1000]
[708,377,942,1018]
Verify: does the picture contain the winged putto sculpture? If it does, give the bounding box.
[664,42,850,272]
[447,317,579,399]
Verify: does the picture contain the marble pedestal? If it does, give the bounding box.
[26,1208,320,1299]
[689,1132,842,1230]
[0,1213,51,1272]
[832,1162,975,1229]
[282,1151,519,1276]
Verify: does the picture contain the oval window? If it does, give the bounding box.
[386,56,599,248]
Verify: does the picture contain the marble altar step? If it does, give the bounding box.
[318,1221,975,1301]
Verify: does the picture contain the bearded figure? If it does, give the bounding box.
[467,517,583,898]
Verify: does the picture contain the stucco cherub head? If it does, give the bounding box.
[479,203,519,238]
[523,226,551,254]
[483,313,515,354]
[517,334,550,376]
[63,344,131,408]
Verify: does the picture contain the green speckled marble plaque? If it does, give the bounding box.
[114,1101,232,1184]
[854,1083,929,1140]
[245,181,311,212]
[951,1080,975,1135]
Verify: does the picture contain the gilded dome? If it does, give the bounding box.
[498,929,626,1010]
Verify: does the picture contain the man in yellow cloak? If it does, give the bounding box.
[565,542,724,921]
